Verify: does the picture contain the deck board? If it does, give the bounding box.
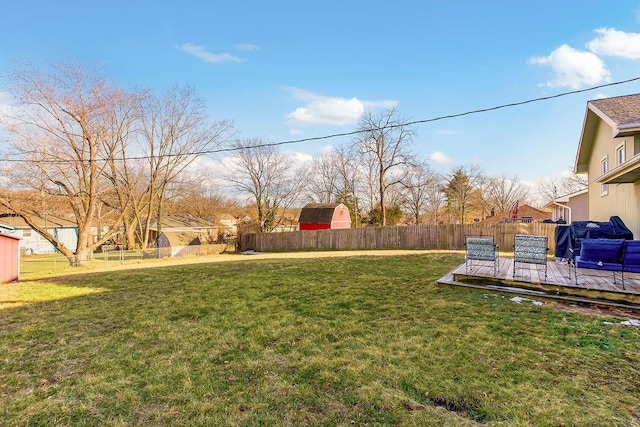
[440,256,640,307]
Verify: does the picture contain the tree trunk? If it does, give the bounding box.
[379,167,386,226]
[69,246,92,266]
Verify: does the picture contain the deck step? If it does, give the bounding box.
[440,257,640,308]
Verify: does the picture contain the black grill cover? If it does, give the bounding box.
[555,216,633,259]
[555,225,571,258]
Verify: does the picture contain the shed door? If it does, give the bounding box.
[0,237,19,282]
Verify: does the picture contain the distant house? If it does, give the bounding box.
[218,213,237,229]
[147,215,218,245]
[544,189,589,224]
[298,203,351,230]
[0,213,78,255]
[217,213,241,239]
[479,204,551,224]
[574,93,640,238]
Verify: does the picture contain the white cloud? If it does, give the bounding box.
[528,44,610,89]
[287,97,365,125]
[235,43,261,52]
[289,129,303,136]
[429,151,452,164]
[178,43,242,64]
[519,179,537,190]
[284,87,397,126]
[587,28,640,59]
[290,151,313,163]
[320,144,335,153]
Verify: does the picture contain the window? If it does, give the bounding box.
[601,156,608,196]
[616,143,626,166]
[635,135,640,156]
[22,229,32,238]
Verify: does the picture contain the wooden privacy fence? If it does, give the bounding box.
[239,223,558,254]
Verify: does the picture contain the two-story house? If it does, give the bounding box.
[574,93,640,238]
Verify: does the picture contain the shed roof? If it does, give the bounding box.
[298,203,343,224]
[0,232,21,241]
[158,231,201,247]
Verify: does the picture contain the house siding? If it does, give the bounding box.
[588,120,640,237]
[16,227,78,255]
[569,192,589,222]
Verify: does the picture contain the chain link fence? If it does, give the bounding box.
[19,242,236,277]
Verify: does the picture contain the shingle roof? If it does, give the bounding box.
[589,93,640,126]
[0,213,76,229]
[157,231,201,247]
[298,203,342,224]
[575,93,640,173]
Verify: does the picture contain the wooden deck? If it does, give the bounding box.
[438,257,640,308]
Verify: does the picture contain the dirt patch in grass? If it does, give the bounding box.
[547,300,640,320]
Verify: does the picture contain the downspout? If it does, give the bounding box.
[552,202,572,224]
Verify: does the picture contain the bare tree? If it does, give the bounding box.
[135,85,233,248]
[485,174,531,214]
[537,171,588,205]
[0,62,133,265]
[306,151,340,203]
[333,145,364,227]
[400,161,440,224]
[100,89,147,249]
[222,139,305,232]
[353,108,415,226]
[305,145,363,226]
[424,181,446,224]
[165,172,241,222]
[561,172,588,193]
[0,64,232,262]
[358,148,380,217]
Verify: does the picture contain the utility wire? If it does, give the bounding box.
[217,75,640,154]
[2,76,640,164]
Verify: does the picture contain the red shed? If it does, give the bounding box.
[298,203,351,230]
[0,232,21,283]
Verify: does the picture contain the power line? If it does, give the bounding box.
[2,76,640,164]
[211,75,640,154]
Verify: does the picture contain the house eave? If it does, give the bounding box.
[614,123,640,137]
[597,154,640,184]
[574,107,601,173]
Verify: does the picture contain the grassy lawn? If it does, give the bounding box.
[19,252,152,279]
[1,252,639,426]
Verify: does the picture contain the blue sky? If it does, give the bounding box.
[2,1,640,188]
